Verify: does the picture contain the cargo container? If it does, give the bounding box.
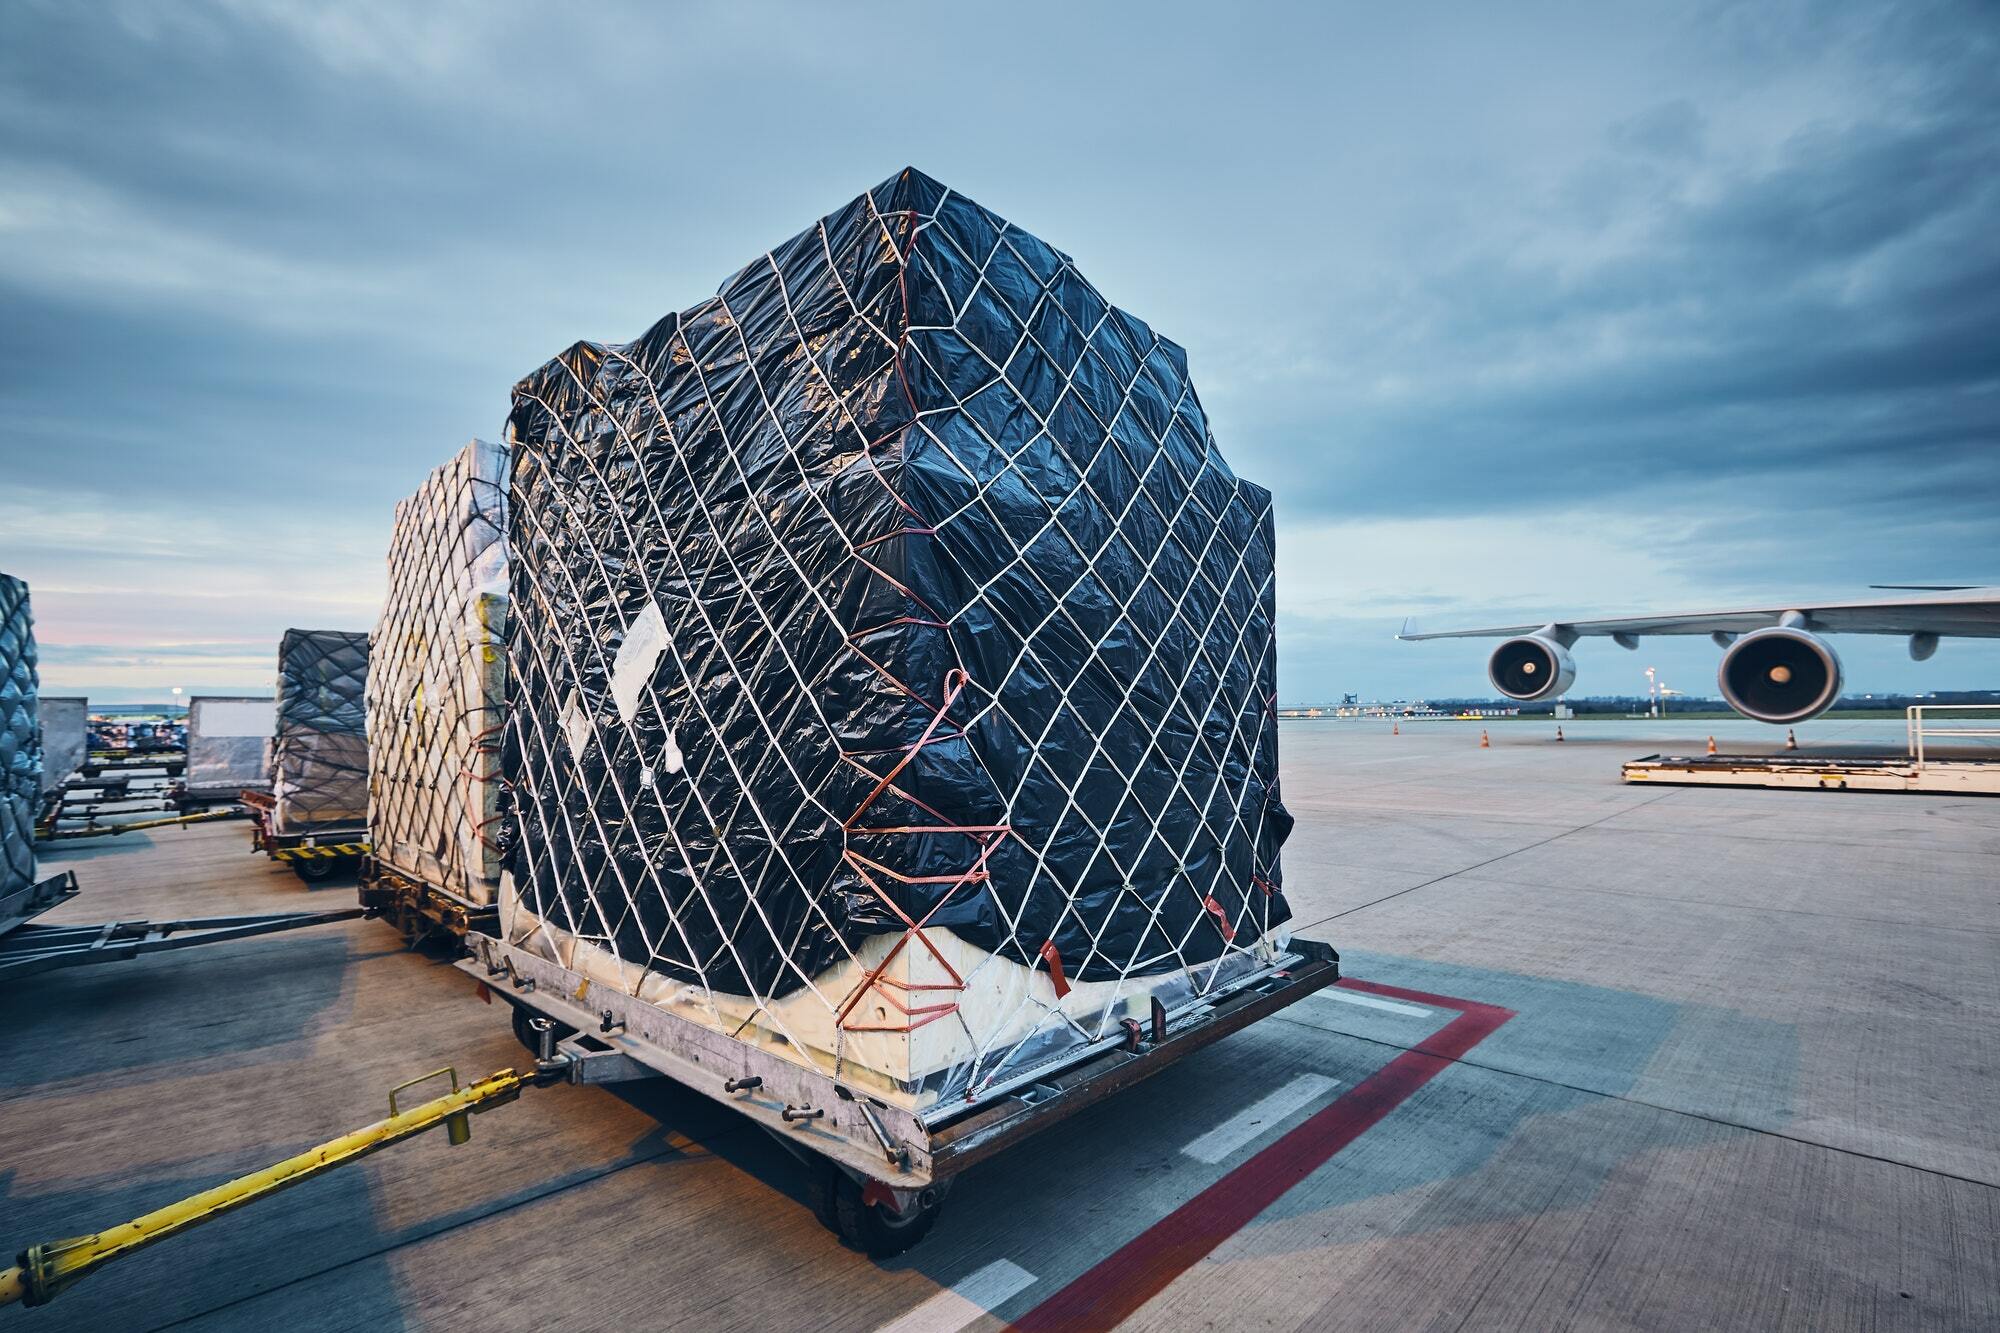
[479,169,1326,1254]
[182,696,275,804]
[35,697,86,793]
[362,440,507,939]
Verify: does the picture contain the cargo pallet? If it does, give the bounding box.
[240,789,369,882]
[463,929,1340,1256]
[357,858,496,944]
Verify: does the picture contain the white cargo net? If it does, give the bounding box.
[504,173,1289,1111]
[368,440,509,905]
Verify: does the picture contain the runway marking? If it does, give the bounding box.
[1182,1073,1339,1164]
[1014,978,1514,1333]
[876,1259,1035,1333]
[1311,988,1434,1018]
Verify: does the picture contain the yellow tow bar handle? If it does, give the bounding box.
[0,1066,532,1310]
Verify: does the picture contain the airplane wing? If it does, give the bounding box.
[1399,587,2000,641]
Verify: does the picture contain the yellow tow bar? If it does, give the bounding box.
[0,1065,534,1309]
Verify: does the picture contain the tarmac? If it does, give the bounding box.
[4,718,1996,1331]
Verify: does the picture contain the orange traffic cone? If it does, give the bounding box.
[1392,722,1400,735]
[1706,735,1718,755]
[1786,728,1797,750]
[1555,726,1564,742]
[1480,729,1490,749]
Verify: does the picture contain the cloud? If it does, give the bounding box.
[2,0,1996,701]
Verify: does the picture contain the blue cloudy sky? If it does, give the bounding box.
[2,0,1996,705]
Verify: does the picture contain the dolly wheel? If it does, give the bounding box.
[292,855,339,883]
[831,1174,942,1259]
[803,1159,840,1230]
[510,1005,576,1056]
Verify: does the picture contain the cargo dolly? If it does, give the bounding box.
[0,869,364,981]
[357,857,498,945]
[240,789,370,882]
[0,931,1338,1306]
[461,929,1340,1257]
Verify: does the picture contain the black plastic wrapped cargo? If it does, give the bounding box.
[505,167,1292,1004]
[270,629,369,834]
[1,574,38,900]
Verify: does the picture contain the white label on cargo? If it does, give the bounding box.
[663,726,684,774]
[610,600,670,725]
[198,700,276,738]
[561,691,593,760]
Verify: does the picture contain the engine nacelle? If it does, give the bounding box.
[1717,627,1843,724]
[1488,635,1576,701]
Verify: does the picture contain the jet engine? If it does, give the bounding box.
[1487,635,1576,701]
[1717,626,1843,724]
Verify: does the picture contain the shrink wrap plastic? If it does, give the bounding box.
[368,440,508,904]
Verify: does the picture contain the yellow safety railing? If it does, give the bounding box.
[1905,705,2000,768]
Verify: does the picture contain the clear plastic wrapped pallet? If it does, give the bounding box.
[367,440,508,905]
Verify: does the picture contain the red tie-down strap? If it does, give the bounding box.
[835,668,1014,1034]
[1203,895,1237,942]
[1038,939,1072,999]
[1250,873,1277,898]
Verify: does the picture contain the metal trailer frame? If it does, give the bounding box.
[240,789,370,882]
[357,858,497,945]
[458,928,1340,1252]
[0,870,364,980]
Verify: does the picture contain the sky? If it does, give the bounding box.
[2,0,1996,706]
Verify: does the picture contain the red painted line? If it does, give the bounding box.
[1013,977,1514,1333]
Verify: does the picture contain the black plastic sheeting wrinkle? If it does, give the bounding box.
[506,168,1291,1002]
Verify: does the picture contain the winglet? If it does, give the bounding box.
[1398,616,1420,640]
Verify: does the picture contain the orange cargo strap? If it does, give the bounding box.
[1203,896,1237,942]
[1038,940,1072,998]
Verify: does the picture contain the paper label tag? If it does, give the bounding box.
[610,600,670,726]
[561,691,593,760]
[663,727,684,774]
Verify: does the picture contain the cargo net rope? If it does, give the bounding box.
[1,574,38,897]
[272,629,370,834]
[505,169,1292,1104]
[367,441,508,903]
